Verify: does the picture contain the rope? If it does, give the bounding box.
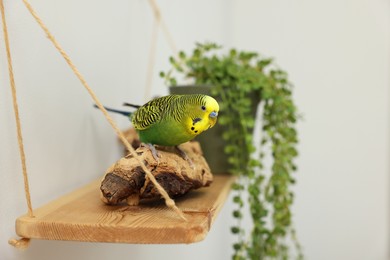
[0,0,34,217]
[0,0,33,249]
[144,0,179,101]
[21,0,186,221]
[8,238,31,249]
[143,16,159,101]
[147,0,178,56]
[147,0,188,85]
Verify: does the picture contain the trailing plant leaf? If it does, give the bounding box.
[162,42,302,259]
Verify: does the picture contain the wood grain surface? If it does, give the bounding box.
[15,174,235,244]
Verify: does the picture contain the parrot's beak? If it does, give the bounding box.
[210,111,218,118]
[209,111,218,129]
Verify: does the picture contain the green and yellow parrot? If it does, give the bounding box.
[98,94,219,161]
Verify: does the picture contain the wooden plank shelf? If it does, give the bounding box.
[15,174,235,244]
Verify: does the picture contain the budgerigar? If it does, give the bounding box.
[98,94,219,162]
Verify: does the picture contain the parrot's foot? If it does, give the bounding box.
[175,145,194,169]
[144,143,160,162]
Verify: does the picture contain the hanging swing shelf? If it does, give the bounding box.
[15,174,235,244]
[3,0,236,246]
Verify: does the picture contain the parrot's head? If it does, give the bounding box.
[202,95,219,129]
[186,94,219,136]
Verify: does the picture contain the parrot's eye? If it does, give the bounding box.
[201,105,206,111]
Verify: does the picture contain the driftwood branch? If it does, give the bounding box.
[100,139,213,206]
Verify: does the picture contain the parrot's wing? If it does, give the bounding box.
[132,95,182,130]
[131,102,164,130]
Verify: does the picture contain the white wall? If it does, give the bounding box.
[0,1,389,260]
[231,0,390,259]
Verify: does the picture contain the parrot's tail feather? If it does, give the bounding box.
[93,104,132,117]
[123,102,141,109]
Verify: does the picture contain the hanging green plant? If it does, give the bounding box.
[161,42,302,259]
